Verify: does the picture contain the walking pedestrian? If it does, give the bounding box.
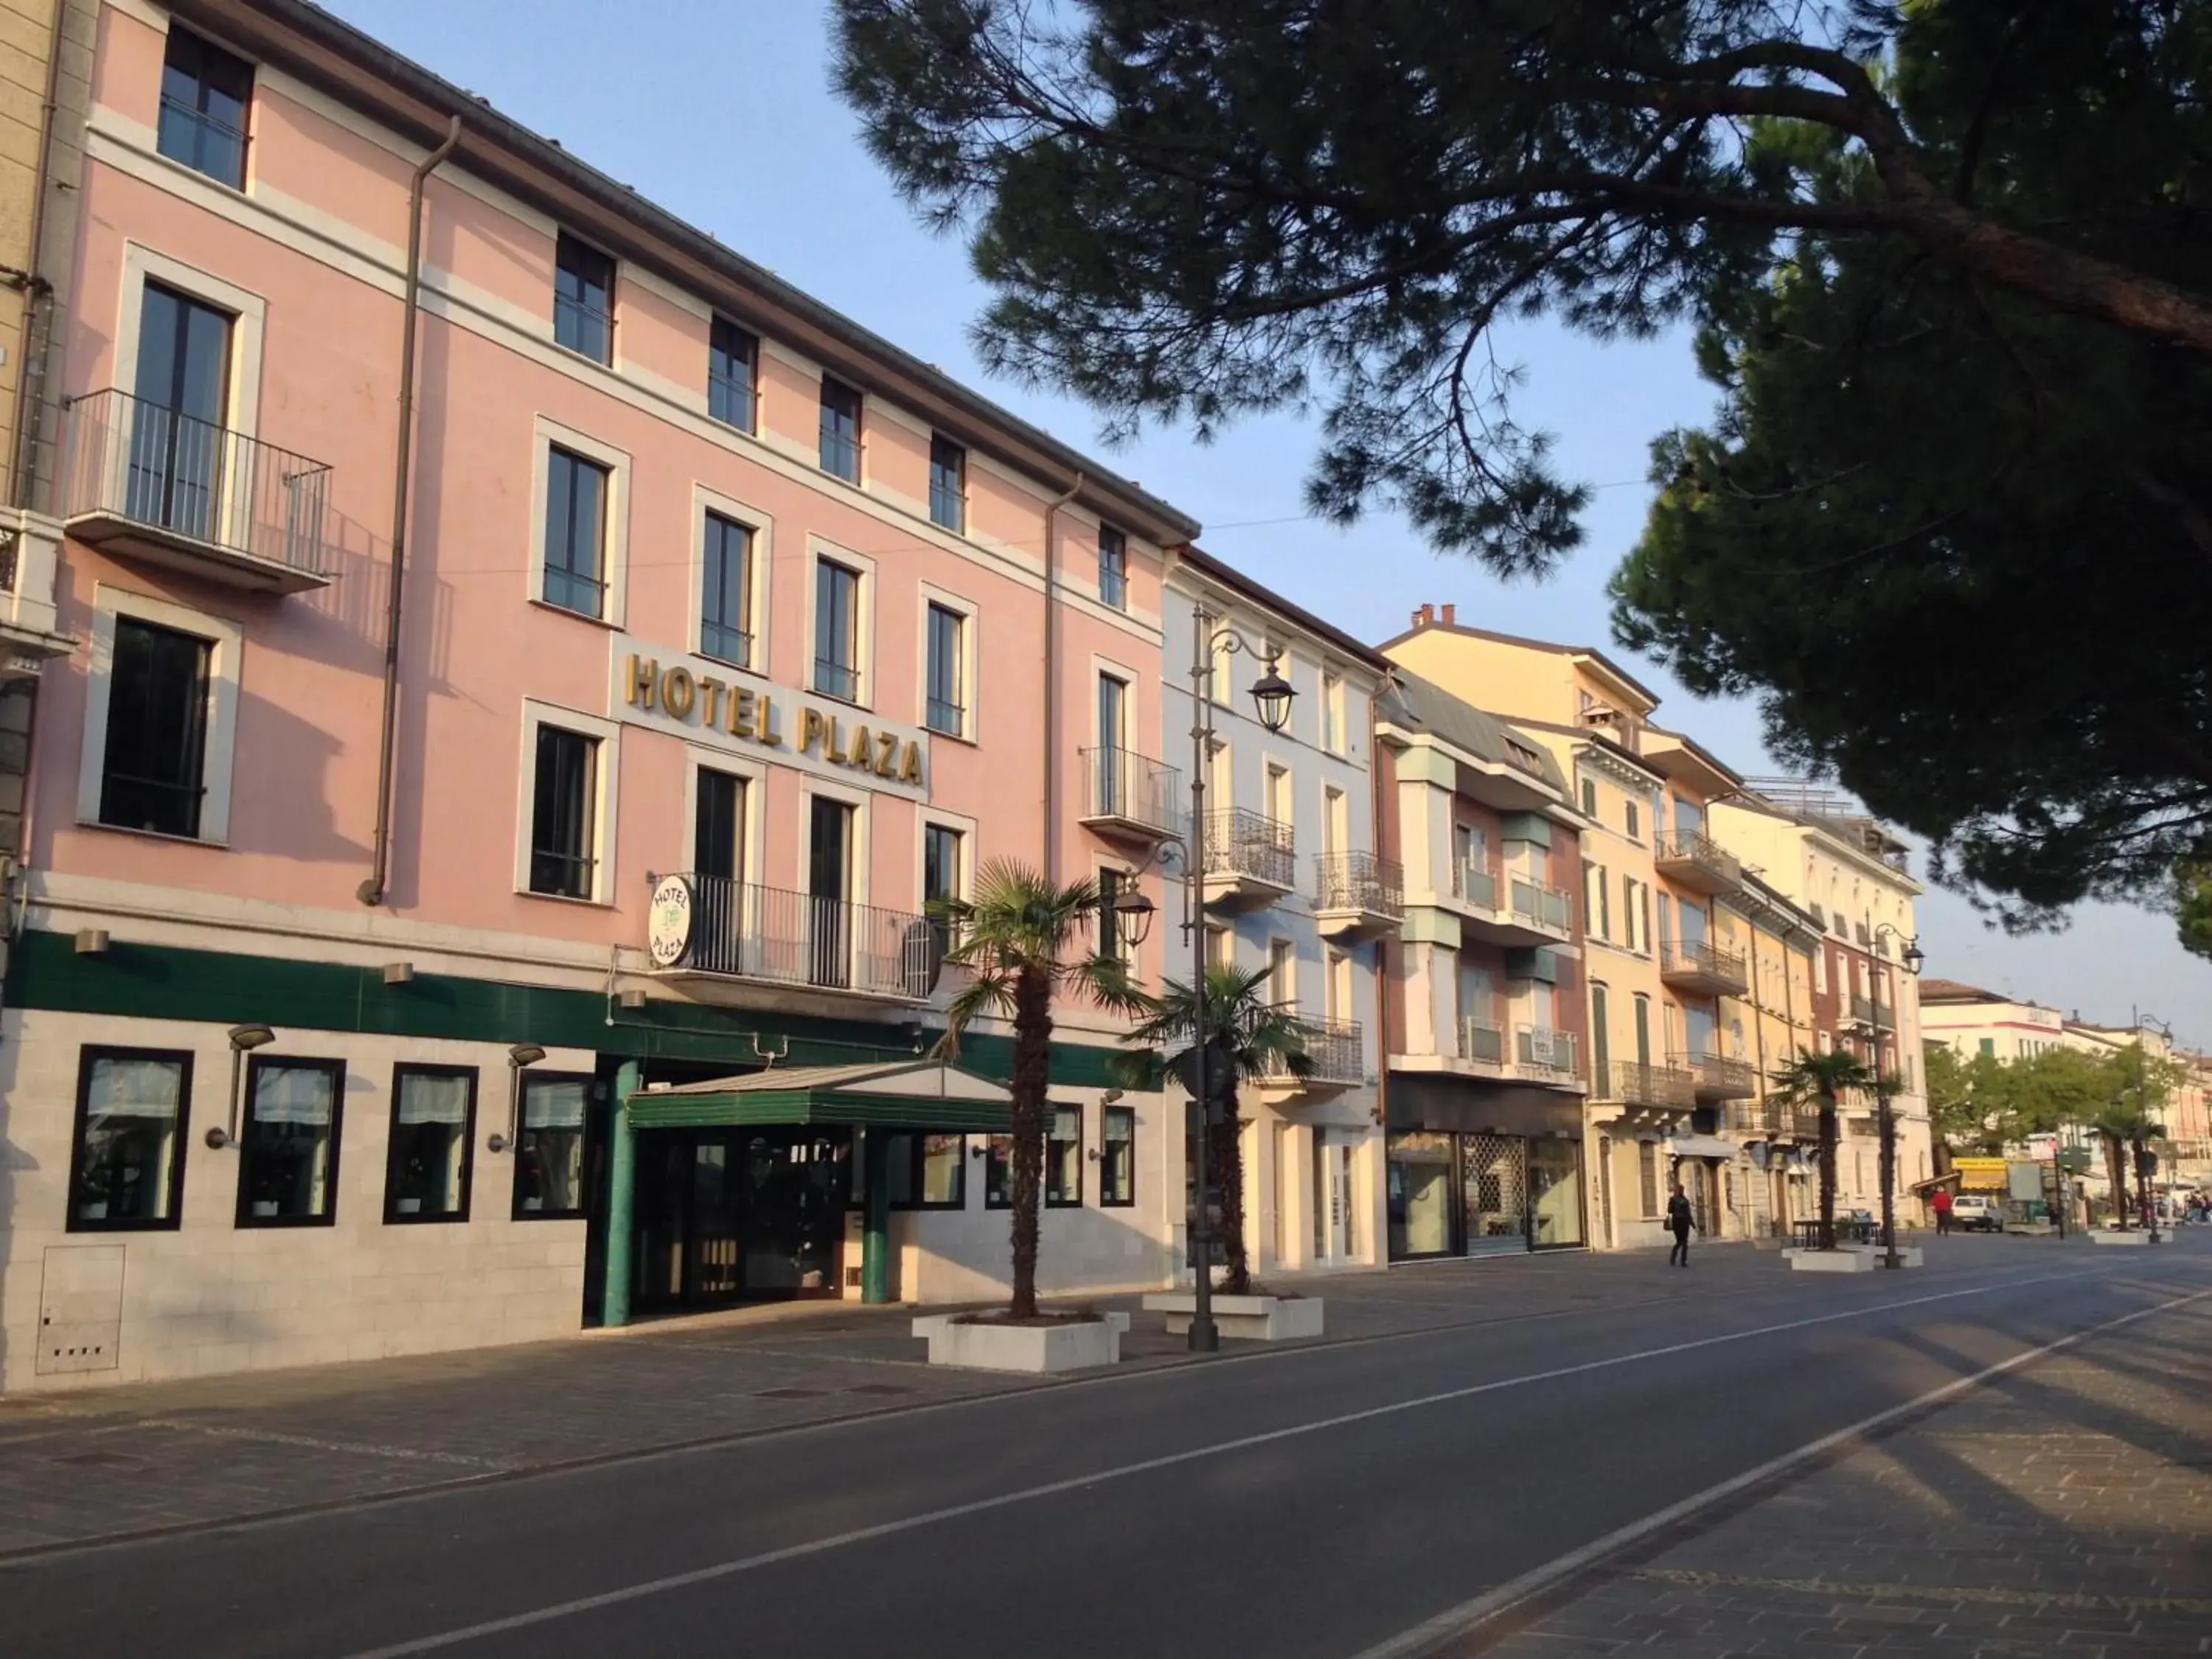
[1666,1183,1698,1267]
[1931,1183,1954,1237]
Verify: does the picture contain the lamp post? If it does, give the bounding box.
[2132,1009,2170,1244]
[1865,925,1921,1268]
[1180,607,1295,1353]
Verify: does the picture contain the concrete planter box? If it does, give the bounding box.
[1844,1245,1924,1267]
[1784,1248,1877,1273]
[2089,1229,2154,1247]
[910,1310,1130,1373]
[1141,1293,1324,1341]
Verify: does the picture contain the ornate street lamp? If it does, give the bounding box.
[1868,925,1919,1268]
[1110,886,1157,949]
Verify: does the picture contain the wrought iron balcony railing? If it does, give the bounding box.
[1672,1050,1758,1100]
[1079,746,1182,838]
[1653,830,1742,893]
[1314,852,1404,919]
[60,388,332,586]
[1202,807,1294,889]
[1259,1016,1365,1087]
[1610,1060,1697,1110]
[652,873,934,1000]
[1658,939,1750,992]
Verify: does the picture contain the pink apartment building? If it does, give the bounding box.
[0,0,1208,1390]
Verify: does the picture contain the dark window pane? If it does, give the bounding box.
[984,1134,1012,1209]
[819,378,861,481]
[813,560,859,700]
[708,317,757,431]
[1102,1106,1135,1206]
[694,767,742,880]
[515,1075,589,1218]
[529,726,597,898]
[554,233,615,364]
[809,797,852,989]
[386,1067,474,1222]
[543,447,608,617]
[928,435,965,532]
[1098,524,1127,609]
[130,284,233,542]
[925,602,962,734]
[238,1059,343,1225]
[700,511,752,664]
[70,1050,191,1228]
[100,617,211,838]
[157,29,251,189]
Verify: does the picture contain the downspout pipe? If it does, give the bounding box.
[360,114,463,906]
[8,2,68,504]
[1040,473,1082,882]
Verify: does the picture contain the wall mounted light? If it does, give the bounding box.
[382,961,415,984]
[206,1024,276,1149]
[74,928,108,955]
[617,988,648,1010]
[492,1043,546,1152]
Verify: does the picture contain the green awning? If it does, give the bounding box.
[624,1060,1015,1133]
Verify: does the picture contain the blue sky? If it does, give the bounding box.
[325,0,2208,1045]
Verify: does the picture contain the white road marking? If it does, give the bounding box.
[333,1265,2181,1659]
[1341,1281,2212,1659]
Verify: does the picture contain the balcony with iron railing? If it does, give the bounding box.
[60,389,333,593]
[1508,876,1576,938]
[1078,746,1182,844]
[648,873,936,1002]
[1200,807,1295,908]
[1609,1060,1697,1111]
[1259,1016,1366,1093]
[1658,939,1750,998]
[1450,858,1501,913]
[1512,1025,1580,1085]
[1672,1050,1758,1102]
[1652,830,1742,897]
[1313,852,1403,936]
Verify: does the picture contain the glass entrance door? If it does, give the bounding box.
[737,1130,849,1296]
[633,1127,850,1307]
[131,283,233,540]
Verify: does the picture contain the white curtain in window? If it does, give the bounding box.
[254,1065,333,1124]
[88,1057,182,1120]
[398,1072,470,1124]
[525,1078,588,1129]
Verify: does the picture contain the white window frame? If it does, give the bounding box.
[515,699,621,904]
[114,242,267,445]
[683,744,764,879]
[528,416,631,627]
[1091,854,1142,977]
[1263,758,1293,825]
[804,536,877,710]
[689,482,773,675]
[798,773,874,910]
[1320,669,1345,754]
[917,582,978,742]
[918,806,978,914]
[77,584,244,846]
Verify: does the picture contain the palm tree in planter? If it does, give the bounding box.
[1770,1047,1880,1250]
[1116,963,1312,1295]
[2090,1095,2166,1231]
[932,858,1145,1321]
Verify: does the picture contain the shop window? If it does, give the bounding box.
[929,435,967,533]
[1097,523,1127,609]
[158,27,252,189]
[699,510,754,667]
[514,1073,591,1219]
[542,446,610,618]
[819,376,862,481]
[553,232,615,364]
[885,1133,966,1209]
[1101,1106,1135,1206]
[385,1065,476,1223]
[1046,1106,1082,1206]
[237,1057,344,1227]
[708,316,758,431]
[67,1048,192,1231]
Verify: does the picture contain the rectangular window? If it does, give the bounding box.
[886,1132,966,1209]
[1625,799,1641,841]
[694,767,745,894]
[1580,778,1599,817]
[1265,762,1291,823]
[1978,1037,1995,1058]
[1633,994,1651,1065]
[100,616,211,838]
[1597,866,1611,939]
[1206,923,1232,970]
[928,435,967,533]
[1098,524,1127,610]
[237,1057,344,1227]
[1638,1141,1659,1217]
[707,316,757,431]
[1097,866,1127,964]
[1046,1105,1082,1206]
[68,1048,192,1230]
[553,232,615,364]
[385,1065,476,1224]
[1621,874,1638,950]
[984,1135,1012,1208]
[819,377,862,481]
[699,511,754,667]
[925,602,965,735]
[1102,1106,1136,1206]
[515,1073,590,1219]
[542,447,609,617]
[157,27,251,189]
[132,282,234,543]
[814,559,861,701]
[1321,672,1344,753]
[529,724,599,899]
[924,821,964,959]
[1268,937,1295,1009]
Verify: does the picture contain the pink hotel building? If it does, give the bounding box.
[0,0,1302,1389]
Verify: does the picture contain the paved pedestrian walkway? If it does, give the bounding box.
[1462,1267,2212,1658]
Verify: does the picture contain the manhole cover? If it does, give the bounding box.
[753,1387,826,1400]
[845,1383,916,1397]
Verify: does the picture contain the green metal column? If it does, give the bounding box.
[602,1061,641,1329]
[861,1127,892,1304]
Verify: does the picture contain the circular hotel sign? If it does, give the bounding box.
[647,875,695,967]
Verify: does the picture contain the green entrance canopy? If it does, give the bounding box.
[625,1059,1015,1133]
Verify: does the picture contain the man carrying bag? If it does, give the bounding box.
[1667,1183,1699,1267]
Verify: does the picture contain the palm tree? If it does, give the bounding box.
[932,859,1146,1319]
[2090,1095,2166,1230]
[1770,1047,1879,1251]
[1116,963,1312,1295]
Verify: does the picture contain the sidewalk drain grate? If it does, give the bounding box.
[845,1383,917,1396]
[753,1388,827,1399]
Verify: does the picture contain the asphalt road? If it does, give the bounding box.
[6,1249,2208,1659]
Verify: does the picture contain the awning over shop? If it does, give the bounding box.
[625,1060,1014,1133]
[1386,1073,1584,1139]
[1665,1134,1738,1161]
[1911,1171,1963,1192]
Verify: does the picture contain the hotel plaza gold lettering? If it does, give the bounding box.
[622,652,925,785]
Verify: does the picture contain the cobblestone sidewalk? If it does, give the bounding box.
[1464,1287,2212,1658]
